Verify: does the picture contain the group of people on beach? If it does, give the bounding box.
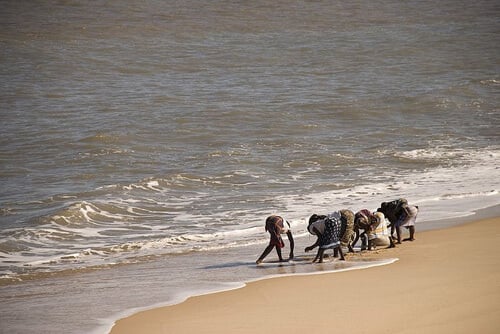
[256,198,419,264]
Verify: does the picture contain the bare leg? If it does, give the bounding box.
[348,240,355,253]
[410,226,415,240]
[360,233,368,250]
[352,229,360,249]
[313,248,325,263]
[405,226,415,241]
[275,246,284,262]
[318,248,326,263]
[388,236,396,248]
[337,246,345,261]
[256,244,274,264]
[286,231,295,260]
[396,226,402,244]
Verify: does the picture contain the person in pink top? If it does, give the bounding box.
[256,215,295,264]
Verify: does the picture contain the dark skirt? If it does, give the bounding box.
[319,215,342,249]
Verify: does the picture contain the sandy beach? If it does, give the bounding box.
[110,217,500,334]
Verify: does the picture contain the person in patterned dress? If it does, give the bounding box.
[339,209,355,253]
[305,212,346,263]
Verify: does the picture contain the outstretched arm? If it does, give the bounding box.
[305,227,322,252]
[351,227,360,249]
[305,238,319,252]
[286,231,295,259]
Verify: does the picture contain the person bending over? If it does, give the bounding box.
[353,209,374,250]
[377,198,408,243]
[367,211,395,249]
[339,209,356,253]
[256,215,295,264]
[305,212,345,263]
[395,204,419,242]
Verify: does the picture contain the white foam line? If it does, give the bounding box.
[100,258,398,334]
[249,257,399,282]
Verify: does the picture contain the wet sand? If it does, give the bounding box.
[110,217,500,334]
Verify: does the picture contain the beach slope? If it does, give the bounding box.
[110,218,500,334]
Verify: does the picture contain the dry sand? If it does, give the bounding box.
[110,217,500,334]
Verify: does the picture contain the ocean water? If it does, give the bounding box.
[1,0,499,333]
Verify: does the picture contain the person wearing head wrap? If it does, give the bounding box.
[304,212,345,263]
[353,209,375,250]
[377,198,408,243]
[367,211,394,249]
[256,215,295,264]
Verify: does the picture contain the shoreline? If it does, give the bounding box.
[110,213,500,333]
[3,205,498,288]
